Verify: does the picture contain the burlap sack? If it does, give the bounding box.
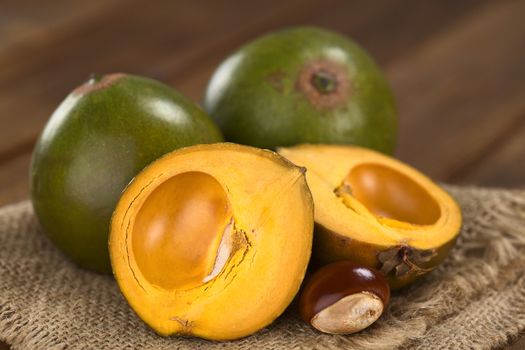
[1,186,524,350]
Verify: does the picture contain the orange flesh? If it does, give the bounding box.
[132,171,232,290]
[346,163,441,226]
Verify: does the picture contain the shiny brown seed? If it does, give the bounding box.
[299,261,390,334]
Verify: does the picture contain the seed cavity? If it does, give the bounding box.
[337,163,441,226]
[131,171,235,290]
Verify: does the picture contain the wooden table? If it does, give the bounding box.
[1,1,524,349]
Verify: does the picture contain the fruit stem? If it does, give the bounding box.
[311,70,338,94]
[89,73,103,84]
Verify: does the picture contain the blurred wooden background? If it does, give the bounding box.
[0,0,524,349]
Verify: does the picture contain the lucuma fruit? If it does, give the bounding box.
[204,26,397,153]
[31,73,223,273]
[110,143,313,340]
[278,145,462,289]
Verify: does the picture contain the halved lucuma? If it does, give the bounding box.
[110,143,313,340]
[278,145,462,290]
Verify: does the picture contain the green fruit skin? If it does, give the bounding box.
[30,74,223,273]
[204,26,397,154]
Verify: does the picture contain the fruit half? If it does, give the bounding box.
[110,143,313,340]
[278,145,462,289]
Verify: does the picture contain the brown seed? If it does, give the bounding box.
[299,261,390,334]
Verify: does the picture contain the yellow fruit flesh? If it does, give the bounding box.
[111,143,314,340]
[278,145,461,250]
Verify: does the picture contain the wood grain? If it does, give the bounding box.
[0,0,316,153]
[460,119,525,187]
[0,0,496,206]
[0,1,524,348]
[0,153,31,206]
[387,0,525,184]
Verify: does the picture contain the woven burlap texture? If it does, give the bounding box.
[1,186,525,350]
